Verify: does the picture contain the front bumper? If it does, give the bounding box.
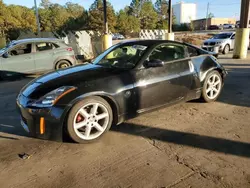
[16,94,66,142]
[202,45,222,53]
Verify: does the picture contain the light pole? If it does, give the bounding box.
[102,0,112,51]
[34,0,41,37]
[168,0,172,33]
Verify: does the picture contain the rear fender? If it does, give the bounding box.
[192,55,225,86]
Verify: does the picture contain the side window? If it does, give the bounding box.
[36,42,54,52]
[9,43,32,56]
[149,44,186,62]
[231,34,235,39]
[187,46,199,57]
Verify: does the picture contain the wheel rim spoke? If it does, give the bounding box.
[94,122,104,132]
[206,88,212,94]
[214,80,220,86]
[85,125,92,137]
[96,113,108,120]
[91,103,98,115]
[212,75,216,83]
[79,108,89,118]
[75,121,87,129]
[213,88,218,93]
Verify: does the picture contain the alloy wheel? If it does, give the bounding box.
[205,74,222,100]
[73,103,109,140]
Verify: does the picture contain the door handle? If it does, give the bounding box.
[26,56,32,59]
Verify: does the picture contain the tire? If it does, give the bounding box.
[66,96,113,143]
[201,70,223,103]
[55,60,71,70]
[223,44,230,54]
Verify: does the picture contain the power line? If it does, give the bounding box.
[210,2,240,6]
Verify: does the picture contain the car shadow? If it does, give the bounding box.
[110,123,250,158]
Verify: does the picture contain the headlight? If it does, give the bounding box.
[31,86,76,107]
[216,41,222,44]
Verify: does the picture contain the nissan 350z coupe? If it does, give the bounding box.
[16,40,227,143]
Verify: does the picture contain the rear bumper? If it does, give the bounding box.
[16,94,65,142]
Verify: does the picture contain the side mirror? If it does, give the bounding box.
[2,52,9,58]
[144,59,164,68]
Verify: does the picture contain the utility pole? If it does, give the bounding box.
[233,0,250,59]
[168,0,172,33]
[205,2,209,30]
[34,0,41,37]
[103,0,108,34]
[102,0,112,51]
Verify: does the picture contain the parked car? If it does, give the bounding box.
[0,38,76,79]
[112,33,125,40]
[223,24,235,29]
[202,32,235,55]
[208,25,220,30]
[17,40,227,143]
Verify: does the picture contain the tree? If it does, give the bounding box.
[40,0,52,9]
[139,1,158,29]
[154,0,168,29]
[116,9,140,35]
[88,0,116,32]
[208,12,214,18]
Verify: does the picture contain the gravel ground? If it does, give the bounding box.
[0,52,249,188]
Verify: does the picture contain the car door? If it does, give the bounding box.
[33,42,56,72]
[134,43,192,112]
[1,43,35,73]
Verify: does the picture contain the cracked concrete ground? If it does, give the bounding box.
[0,52,250,188]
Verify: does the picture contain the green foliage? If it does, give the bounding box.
[139,1,158,29]
[1,0,175,39]
[116,10,140,35]
[88,0,116,32]
[208,13,215,18]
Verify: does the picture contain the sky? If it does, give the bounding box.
[3,0,241,20]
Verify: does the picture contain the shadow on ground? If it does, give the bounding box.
[111,123,250,158]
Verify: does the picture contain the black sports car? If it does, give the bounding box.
[16,40,227,143]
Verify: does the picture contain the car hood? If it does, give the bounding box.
[204,38,227,43]
[21,63,125,98]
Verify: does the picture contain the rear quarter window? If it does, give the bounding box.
[187,46,199,57]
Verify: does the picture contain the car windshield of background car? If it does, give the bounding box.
[213,33,232,39]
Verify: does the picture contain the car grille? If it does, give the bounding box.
[204,42,216,46]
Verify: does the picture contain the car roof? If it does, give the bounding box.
[10,38,63,45]
[117,39,187,46]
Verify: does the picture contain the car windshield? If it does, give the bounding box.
[0,42,17,54]
[93,43,148,69]
[213,33,232,39]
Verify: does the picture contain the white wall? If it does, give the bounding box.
[173,2,196,25]
[173,3,181,25]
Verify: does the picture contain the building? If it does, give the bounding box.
[192,18,236,30]
[173,1,197,25]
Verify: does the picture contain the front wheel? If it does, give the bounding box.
[223,44,230,54]
[201,71,223,103]
[66,96,113,143]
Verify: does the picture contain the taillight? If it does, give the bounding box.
[67,47,73,51]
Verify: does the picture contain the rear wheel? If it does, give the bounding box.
[201,71,223,102]
[223,44,230,54]
[66,96,113,143]
[55,60,71,70]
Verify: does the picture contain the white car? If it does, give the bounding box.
[223,24,235,29]
[202,32,235,55]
